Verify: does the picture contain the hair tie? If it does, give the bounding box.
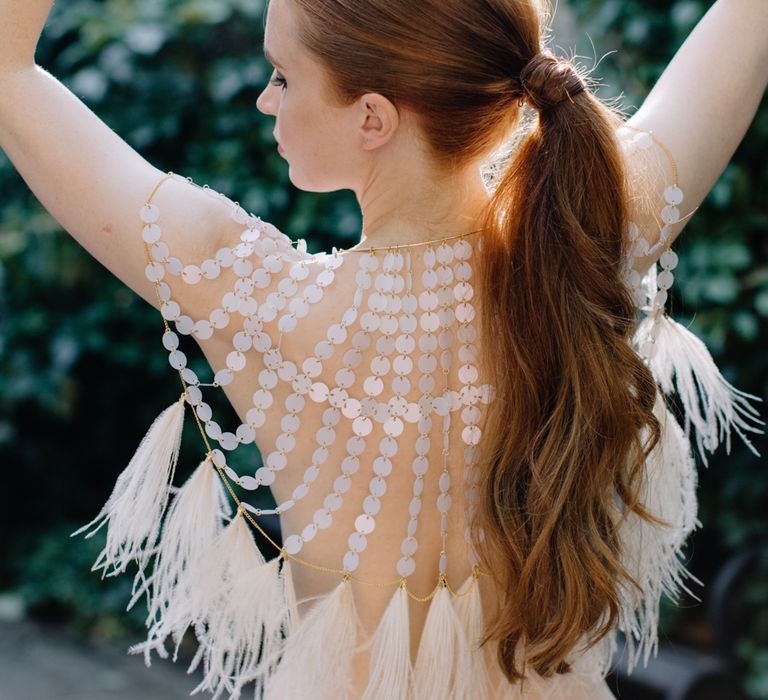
[518,50,586,112]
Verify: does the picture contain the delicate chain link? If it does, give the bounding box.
[153,170,484,255]
[341,228,483,255]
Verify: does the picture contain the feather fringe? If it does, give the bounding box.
[453,574,492,700]
[565,633,618,695]
[263,578,362,700]
[70,397,185,578]
[360,584,414,700]
[617,395,702,672]
[413,584,471,700]
[636,314,764,463]
[126,457,230,665]
[238,555,304,696]
[185,515,285,700]
[280,555,300,639]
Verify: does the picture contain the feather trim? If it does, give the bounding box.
[413,583,471,700]
[70,397,185,578]
[360,584,414,700]
[617,395,702,672]
[126,456,230,665]
[636,314,764,463]
[237,554,304,695]
[263,578,362,700]
[453,573,492,700]
[280,555,300,639]
[185,515,285,700]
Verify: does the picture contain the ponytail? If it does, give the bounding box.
[472,51,662,679]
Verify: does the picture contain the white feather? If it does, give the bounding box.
[453,573,492,700]
[126,457,230,666]
[617,395,702,672]
[279,555,300,639]
[70,397,185,579]
[126,484,297,700]
[263,578,362,700]
[360,584,414,700]
[636,314,764,463]
[186,514,285,700]
[413,584,471,700]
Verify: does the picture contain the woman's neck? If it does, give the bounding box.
[353,164,491,251]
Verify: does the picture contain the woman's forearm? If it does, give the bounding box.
[0,0,55,70]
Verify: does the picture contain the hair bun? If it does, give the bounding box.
[518,50,587,111]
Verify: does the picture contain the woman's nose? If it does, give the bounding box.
[256,86,274,115]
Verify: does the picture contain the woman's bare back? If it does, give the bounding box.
[196,236,618,698]
[199,235,492,644]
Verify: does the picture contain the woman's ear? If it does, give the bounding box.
[358,93,400,150]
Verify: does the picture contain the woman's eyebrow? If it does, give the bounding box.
[264,47,285,70]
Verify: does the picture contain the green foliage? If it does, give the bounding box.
[0,0,766,692]
[12,523,148,641]
[737,558,768,697]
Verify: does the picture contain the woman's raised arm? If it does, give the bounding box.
[0,0,248,310]
[623,0,768,268]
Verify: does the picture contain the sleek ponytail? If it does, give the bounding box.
[289,0,662,681]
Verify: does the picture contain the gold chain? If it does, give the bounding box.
[140,172,492,602]
[340,228,483,255]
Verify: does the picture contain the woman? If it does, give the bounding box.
[1,0,766,698]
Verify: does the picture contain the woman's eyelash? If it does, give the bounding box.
[270,72,287,89]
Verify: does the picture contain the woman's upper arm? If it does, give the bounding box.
[620,0,768,272]
[0,65,242,310]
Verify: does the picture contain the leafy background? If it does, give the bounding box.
[0,0,766,695]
